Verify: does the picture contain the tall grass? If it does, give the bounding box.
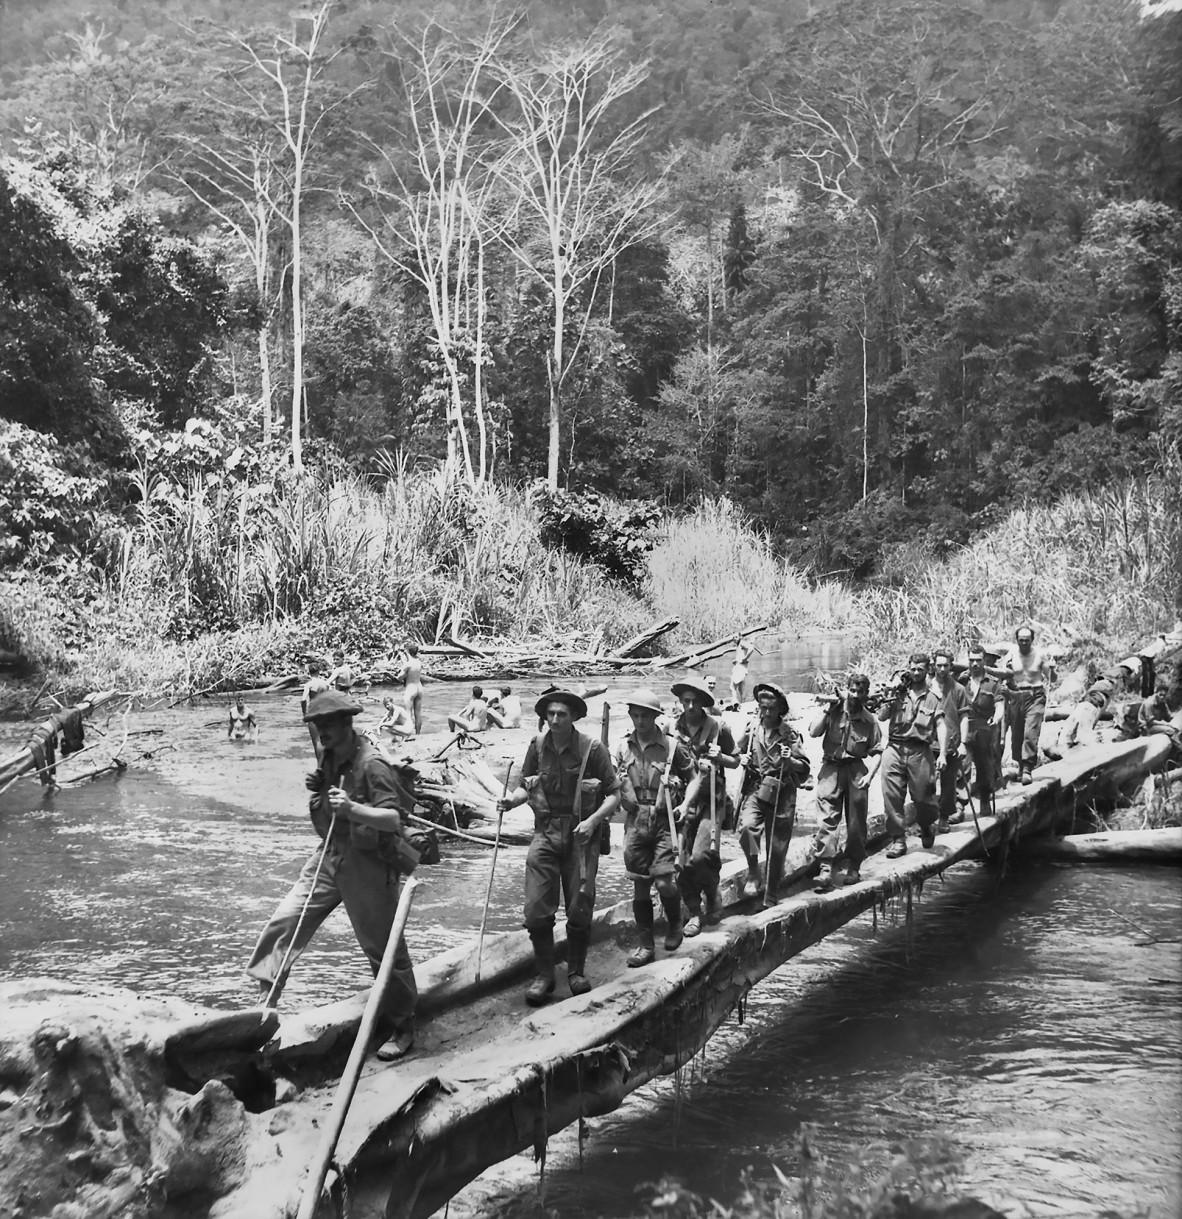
[645,499,860,643]
[850,470,1181,673]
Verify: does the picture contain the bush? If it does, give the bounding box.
[534,485,659,583]
[0,420,106,564]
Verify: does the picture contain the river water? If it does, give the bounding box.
[1,638,1179,1218]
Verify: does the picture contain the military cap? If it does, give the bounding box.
[625,687,663,714]
[534,688,588,721]
[752,681,790,715]
[303,689,365,721]
[670,672,716,708]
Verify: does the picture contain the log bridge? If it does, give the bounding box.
[0,736,1172,1219]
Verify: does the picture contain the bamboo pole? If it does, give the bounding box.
[296,877,420,1219]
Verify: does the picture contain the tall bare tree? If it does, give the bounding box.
[352,19,511,485]
[490,33,666,490]
[211,1,353,474]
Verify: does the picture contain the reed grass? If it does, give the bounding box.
[645,499,861,644]
[849,470,1181,674]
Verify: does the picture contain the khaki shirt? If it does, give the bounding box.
[616,731,695,814]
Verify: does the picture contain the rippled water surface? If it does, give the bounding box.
[1,639,1179,1217]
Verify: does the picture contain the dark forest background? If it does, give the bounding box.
[2,0,1179,579]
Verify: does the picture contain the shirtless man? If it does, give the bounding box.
[327,650,353,693]
[730,636,755,704]
[397,643,424,734]
[448,686,490,733]
[228,698,258,742]
[991,626,1056,784]
[487,685,522,729]
[378,696,416,740]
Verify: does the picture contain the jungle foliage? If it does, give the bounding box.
[0,0,1179,582]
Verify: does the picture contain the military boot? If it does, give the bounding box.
[627,899,656,967]
[661,892,684,952]
[704,886,723,926]
[525,927,556,1006]
[567,927,592,996]
[682,895,703,937]
[742,858,762,899]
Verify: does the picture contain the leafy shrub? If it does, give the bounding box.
[0,420,106,564]
[534,485,659,583]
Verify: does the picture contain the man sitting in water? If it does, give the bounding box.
[486,685,522,728]
[378,696,416,740]
[448,686,491,733]
[228,698,258,742]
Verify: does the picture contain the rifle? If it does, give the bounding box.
[653,739,680,868]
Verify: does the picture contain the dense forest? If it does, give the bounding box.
[1,0,1180,589]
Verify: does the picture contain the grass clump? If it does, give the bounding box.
[646,499,861,645]
[850,467,1181,674]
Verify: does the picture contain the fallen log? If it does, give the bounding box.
[613,616,680,658]
[657,622,771,669]
[0,690,119,788]
[1019,826,1182,863]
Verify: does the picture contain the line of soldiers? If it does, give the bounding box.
[498,676,810,1006]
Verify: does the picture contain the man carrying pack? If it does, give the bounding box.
[877,653,947,857]
[616,689,699,966]
[808,673,882,891]
[931,649,971,832]
[498,689,620,1005]
[671,673,738,935]
[960,645,1006,803]
[246,689,419,1062]
[736,682,811,906]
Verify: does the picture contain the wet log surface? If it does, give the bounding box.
[0,735,1169,1219]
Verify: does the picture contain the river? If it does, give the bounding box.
[1,638,1179,1217]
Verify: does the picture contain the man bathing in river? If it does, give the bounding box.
[228,698,258,742]
[498,689,620,1005]
[378,696,415,740]
[246,689,419,1061]
[396,642,424,734]
[616,689,698,966]
[736,682,810,905]
[447,685,491,733]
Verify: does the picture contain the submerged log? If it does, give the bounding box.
[1020,827,1182,863]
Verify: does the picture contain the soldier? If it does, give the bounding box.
[736,682,811,907]
[960,645,1006,803]
[671,672,738,934]
[616,689,698,966]
[931,649,970,832]
[498,690,620,1005]
[246,690,419,1061]
[807,673,882,891]
[877,653,947,858]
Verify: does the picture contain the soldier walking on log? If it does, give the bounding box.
[991,625,1056,784]
[498,690,620,1006]
[616,689,698,966]
[877,653,947,858]
[960,645,1006,804]
[807,673,882,891]
[245,689,420,1062]
[931,649,971,832]
[736,682,811,907]
[670,672,737,935]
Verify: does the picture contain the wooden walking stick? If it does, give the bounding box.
[296,876,420,1219]
[709,759,720,854]
[475,761,513,983]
